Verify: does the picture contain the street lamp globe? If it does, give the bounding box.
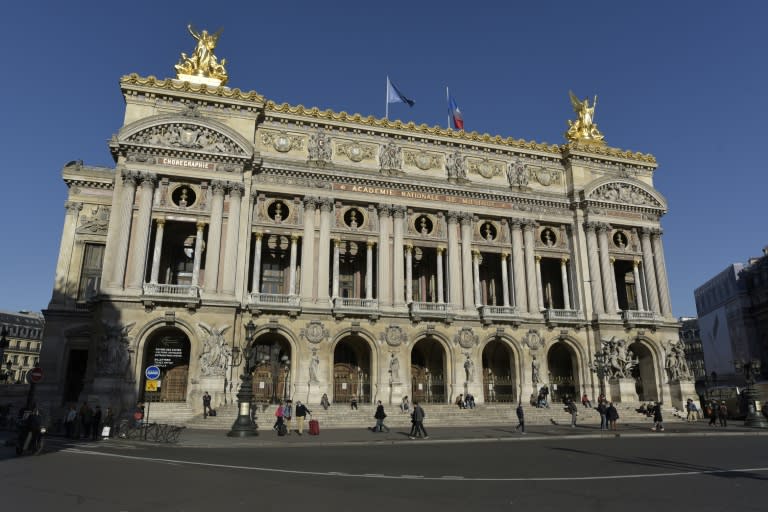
[227,320,259,437]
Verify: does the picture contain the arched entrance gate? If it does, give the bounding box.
[333,336,371,404]
[411,337,446,403]
[547,342,580,403]
[250,334,292,404]
[142,327,191,402]
[482,338,517,402]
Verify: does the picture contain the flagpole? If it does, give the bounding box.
[446,86,450,129]
[385,76,389,120]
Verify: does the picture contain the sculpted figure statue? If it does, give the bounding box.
[531,357,540,384]
[309,351,320,383]
[566,91,604,143]
[389,353,400,381]
[464,355,475,382]
[198,323,231,377]
[175,25,229,84]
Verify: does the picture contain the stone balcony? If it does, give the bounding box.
[142,283,200,308]
[333,297,379,319]
[409,302,454,322]
[247,292,301,316]
[478,305,526,326]
[621,309,659,327]
[544,308,586,326]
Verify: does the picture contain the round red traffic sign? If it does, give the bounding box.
[28,367,43,384]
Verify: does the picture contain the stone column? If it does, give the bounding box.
[405,243,413,304]
[597,224,617,314]
[640,228,660,314]
[316,198,333,306]
[149,218,165,284]
[501,252,510,307]
[192,221,205,287]
[51,201,82,303]
[460,214,474,310]
[632,259,644,310]
[392,206,406,307]
[289,233,299,295]
[250,232,263,293]
[377,205,392,307]
[535,255,544,311]
[447,212,462,308]
[436,246,445,303]
[300,197,317,301]
[126,173,156,291]
[561,257,571,310]
[523,221,538,313]
[222,183,243,296]
[510,220,527,311]
[472,249,481,306]
[332,238,341,300]
[583,222,604,314]
[111,170,138,289]
[204,181,226,294]
[366,240,374,300]
[652,229,673,317]
[610,258,620,312]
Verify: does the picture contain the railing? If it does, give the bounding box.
[544,309,585,323]
[249,293,300,307]
[333,297,378,309]
[410,302,450,313]
[622,310,658,323]
[479,305,526,324]
[143,283,200,297]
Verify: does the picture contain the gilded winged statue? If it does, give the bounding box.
[566,91,604,143]
[175,25,229,84]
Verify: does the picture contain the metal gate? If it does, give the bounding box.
[333,363,371,403]
[483,372,516,402]
[251,363,290,403]
[411,365,445,403]
[160,365,188,402]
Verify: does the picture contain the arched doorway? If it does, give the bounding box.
[142,327,191,402]
[411,337,446,403]
[482,339,517,402]
[250,334,292,404]
[547,342,579,403]
[333,336,372,403]
[630,342,658,401]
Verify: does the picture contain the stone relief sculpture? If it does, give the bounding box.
[464,354,475,382]
[76,206,110,235]
[308,131,332,165]
[506,158,529,187]
[389,353,400,381]
[132,125,239,155]
[599,336,638,379]
[379,142,402,171]
[446,150,467,181]
[309,350,320,383]
[531,356,540,385]
[96,322,135,377]
[198,323,231,377]
[665,339,692,382]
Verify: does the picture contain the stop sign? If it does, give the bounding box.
[28,367,43,384]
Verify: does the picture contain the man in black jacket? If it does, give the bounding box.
[295,401,311,435]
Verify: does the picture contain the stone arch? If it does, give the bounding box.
[331,331,374,404]
[480,334,523,402]
[583,177,667,211]
[543,335,586,403]
[140,326,193,402]
[410,331,452,404]
[133,317,199,391]
[250,331,293,404]
[629,336,663,401]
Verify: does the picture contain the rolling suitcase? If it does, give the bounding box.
[309,418,320,435]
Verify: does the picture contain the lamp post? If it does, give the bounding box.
[589,350,608,400]
[224,346,242,405]
[227,320,258,437]
[733,359,767,429]
[281,355,290,402]
[0,327,8,382]
[3,359,12,384]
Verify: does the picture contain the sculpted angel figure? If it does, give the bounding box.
[198,323,231,377]
[97,322,135,376]
[566,91,604,143]
[175,25,228,84]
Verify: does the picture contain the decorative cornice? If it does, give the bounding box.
[120,74,265,102]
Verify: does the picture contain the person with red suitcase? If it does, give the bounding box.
[295,401,312,435]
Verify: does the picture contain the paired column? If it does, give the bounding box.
[640,228,660,313]
[222,183,243,295]
[405,244,413,303]
[126,173,157,291]
[204,181,226,294]
[610,257,620,312]
[560,257,571,310]
[191,221,205,287]
[52,201,82,303]
[250,233,263,293]
[436,247,445,303]
[149,218,165,284]
[289,234,299,295]
[392,206,406,307]
[652,230,673,317]
[596,224,617,314]
[300,197,317,301]
[510,220,527,311]
[472,250,481,306]
[316,198,333,305]
[632,259,644,311]
[332,239,341,299]
[583,222,605,314]
[377,205,392,307]
[365,240,374,300]
[534,256,544,311]
[447,212,462,308]
[111,170,139,289]
[460,214,474,310]
[501,252,510,307]
[522,221,538,313]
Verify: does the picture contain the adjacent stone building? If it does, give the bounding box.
[38,30,690,421]
[0,310,44,384]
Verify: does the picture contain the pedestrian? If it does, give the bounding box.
[133,402,145,428]
[596,400,608,430]
[79,402,93,439]
[651,401,664,431]
[91,405,102,441]
[567,398,578,427]
[295,400,311,435]
[103,407,114,438]
[514,402,525,433]
[64,405,77,438]
[581,393,592,408]
[718,401,728,427]
[203,391,212,418]
[466,393,475,409]
[283,399,293,435]
[320,393,330,410]
[455,394,465,409]
[685,398,697,422]
[607,402,619,430]
[350,396,358,410]
[707,400,717,426]
[273,400,284,432]
[371,400,390,433]
[409,401,428,439]
[400,395,410,414]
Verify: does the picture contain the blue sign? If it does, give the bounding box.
[145,365,161,380]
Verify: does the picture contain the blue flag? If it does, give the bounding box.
[386,77,415,107]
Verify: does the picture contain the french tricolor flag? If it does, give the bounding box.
[447,88,464,130]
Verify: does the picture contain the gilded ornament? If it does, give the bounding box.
[565,91,604,143]
[175,25,229,85]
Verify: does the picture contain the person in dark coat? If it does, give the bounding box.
[606,402,619,430]
[651,401,664,431]
[91,405,102,440]
[371,400,390,432]
[409,401,428,439]
[514,402,525,433]
[295,400,311,435]
[597,400,608,430]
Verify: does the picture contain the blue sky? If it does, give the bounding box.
[1,1,766,317]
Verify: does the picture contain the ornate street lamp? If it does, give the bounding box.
[227,320,258,437]
[733,359,767,429]
[281,355,290,402]
[589,350,608,399]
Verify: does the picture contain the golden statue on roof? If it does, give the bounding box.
[175,25,229,85]
[566,91,604,143]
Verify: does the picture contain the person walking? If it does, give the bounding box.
[597,400,608,431]
[273,400,285,433]
[607,402,619,430]
[371,400,390,433]
[64,405,77,438]
[514,402,525,433]
[718,401,728,427]
[79,402,93,439]
[651,401,664,431]
[282,400,293,435]
[202,391,212,418]
[295,400,311,435]
[685,398,698,422]
[103,407,114,438]
[567,398,578,427]
[707,400,718,426]
[91,405,102,441]
[409,401,428,439]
